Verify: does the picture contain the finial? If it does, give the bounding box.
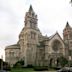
[29,5,33,12]
[66,21,70,28]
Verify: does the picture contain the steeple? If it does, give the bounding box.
[63,22,72,40]
[24,5,37,29]
[66,21,71,28]
[29,5,33,12]
[63,21,71,32]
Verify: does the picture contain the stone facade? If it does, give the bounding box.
[5,5,72,67]
[63,22,72,59]
[5,44,20,67]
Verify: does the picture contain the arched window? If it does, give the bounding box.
[9,51,14,57]
[31,32,36,39]
[52,40,62,52]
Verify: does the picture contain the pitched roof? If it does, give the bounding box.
[5,44,20,50]
[49,33,55,40]
[49,32,64,43]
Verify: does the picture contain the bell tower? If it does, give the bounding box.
[24,5,37,29]
[63,22,72,59]
[63,22,72,41]
[19,5,42,66]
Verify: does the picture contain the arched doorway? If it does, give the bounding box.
[51,40,63,67]
[57,58,60,66]
[49,58,53,67]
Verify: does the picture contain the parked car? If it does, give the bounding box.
[0,70,7,72]
[57,67,72,72]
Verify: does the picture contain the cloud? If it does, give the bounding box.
[0,0,72,60]
[0,0,28,58]
[30,0,71,35]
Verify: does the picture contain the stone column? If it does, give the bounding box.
[24,56,27,67]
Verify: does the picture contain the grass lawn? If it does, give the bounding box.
[11,68,34,72]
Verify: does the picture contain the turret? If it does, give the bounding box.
[29,5,34,12]
[63,22,72,41]
[63,22,72,58]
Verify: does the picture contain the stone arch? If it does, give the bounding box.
[48,39,65,67]
[49,58,53,67]
[49,58,56,67]
[56,57,60,66]
[49,57,60,67]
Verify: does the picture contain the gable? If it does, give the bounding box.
[49,33,64,47]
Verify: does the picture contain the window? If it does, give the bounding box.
[69,50,72,56]
[30,19,36,29]
[9,51,14,57]
[70,32,72,39]
[52,40,62,52]
[31,32,36,39]
[32,13,34,16]
[64,33,68,40]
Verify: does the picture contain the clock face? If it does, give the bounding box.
[52,40,61,52]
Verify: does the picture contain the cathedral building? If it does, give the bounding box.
[5,5,72,67]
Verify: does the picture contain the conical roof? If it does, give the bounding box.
[63,21,71,32]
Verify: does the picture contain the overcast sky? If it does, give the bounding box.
[0,0,72,60]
